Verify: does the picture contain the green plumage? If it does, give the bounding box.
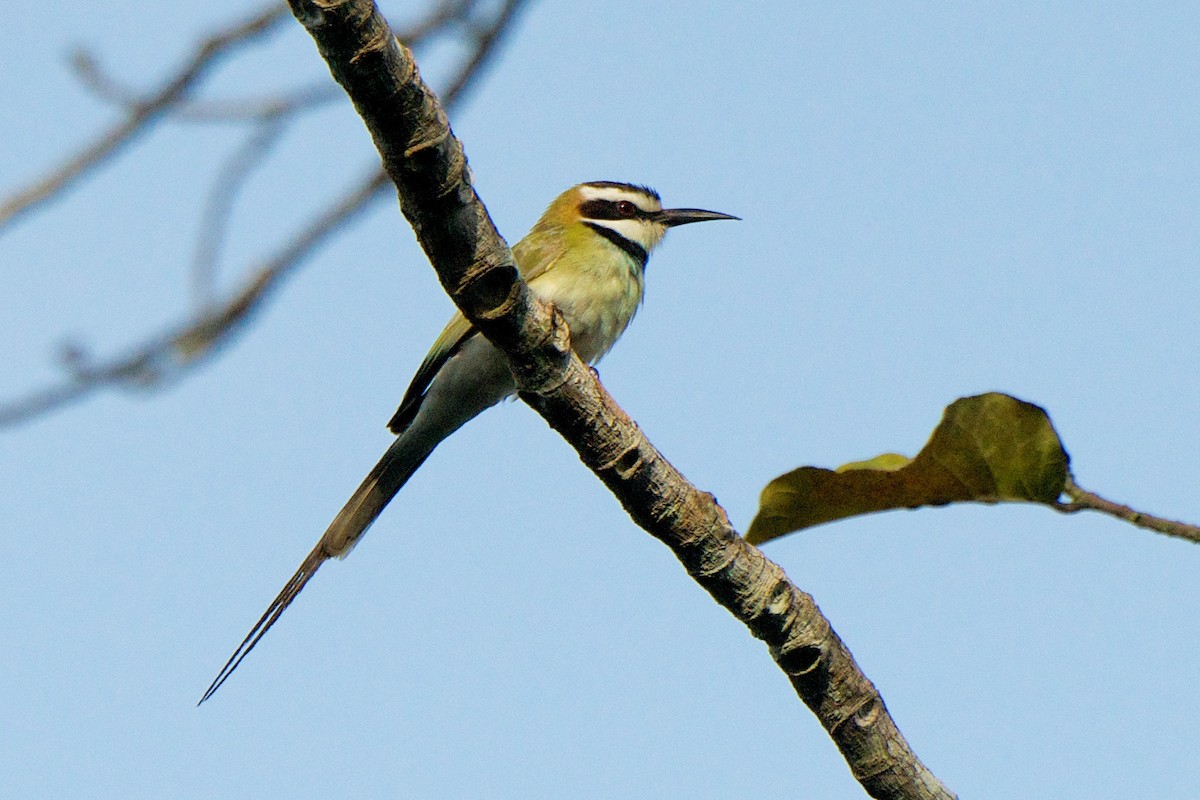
[200,181,735,704]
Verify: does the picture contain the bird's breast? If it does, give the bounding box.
[527,256,644,364]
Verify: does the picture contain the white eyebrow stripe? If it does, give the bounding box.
[577,184,661,213]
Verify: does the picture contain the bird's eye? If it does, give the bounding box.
[616,200,637,217]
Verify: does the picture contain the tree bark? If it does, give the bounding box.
[284,2,957,797]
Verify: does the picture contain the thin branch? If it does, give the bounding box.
[190,118,288,308]
[0,3,290,232]
[399,0,482,44]
[66,1,476,125]
[0,0,488,233]
[0,167,388,428]
[439,0,524,106]
[1054,475,1200,545]
[283,1,955,798]
[0,0,526,429]
[163,84,340,122]
[73,51,339,122]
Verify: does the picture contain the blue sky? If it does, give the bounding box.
[3,2,1199,797]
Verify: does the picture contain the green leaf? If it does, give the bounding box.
[746,393,1071,544]
[836,453,911,473]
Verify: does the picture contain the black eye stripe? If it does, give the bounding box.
[578,198,652,221]
[583,222,649,269]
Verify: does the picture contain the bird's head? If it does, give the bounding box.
[536,181,738,269]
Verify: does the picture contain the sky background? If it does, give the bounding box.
[3,2,1199,797]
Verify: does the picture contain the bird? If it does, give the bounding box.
[199,181,738,703]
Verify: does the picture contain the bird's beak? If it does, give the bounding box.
[653,208,741,227]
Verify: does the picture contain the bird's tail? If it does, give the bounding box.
[198,434,433,704]
[322,433,433,560]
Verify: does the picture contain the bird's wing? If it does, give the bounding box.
[387,312,475,434]
[512,227,562,284]
[386,234,564,435]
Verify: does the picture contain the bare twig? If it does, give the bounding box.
[0,0,527,428]
[440,0,524,106]
[190,118,288,308]
[162,84,339,122]
[1054,475,1200,544]
[65,1,476,125]
[73,50,339,122]
[282,1,956,797]
[0,166,388,428]
[0,3,290,231]
[0,0,489,233]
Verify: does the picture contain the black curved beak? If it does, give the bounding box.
[653,208,740,227]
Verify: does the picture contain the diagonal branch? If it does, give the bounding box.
[0,166,387,428]
[0,3,290,232]
[66,0,481,125]
[0,0,490,232]
[283,1,955,798]
[0,0,527,429]
[190,118,289,308]
[73,48,339,122]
